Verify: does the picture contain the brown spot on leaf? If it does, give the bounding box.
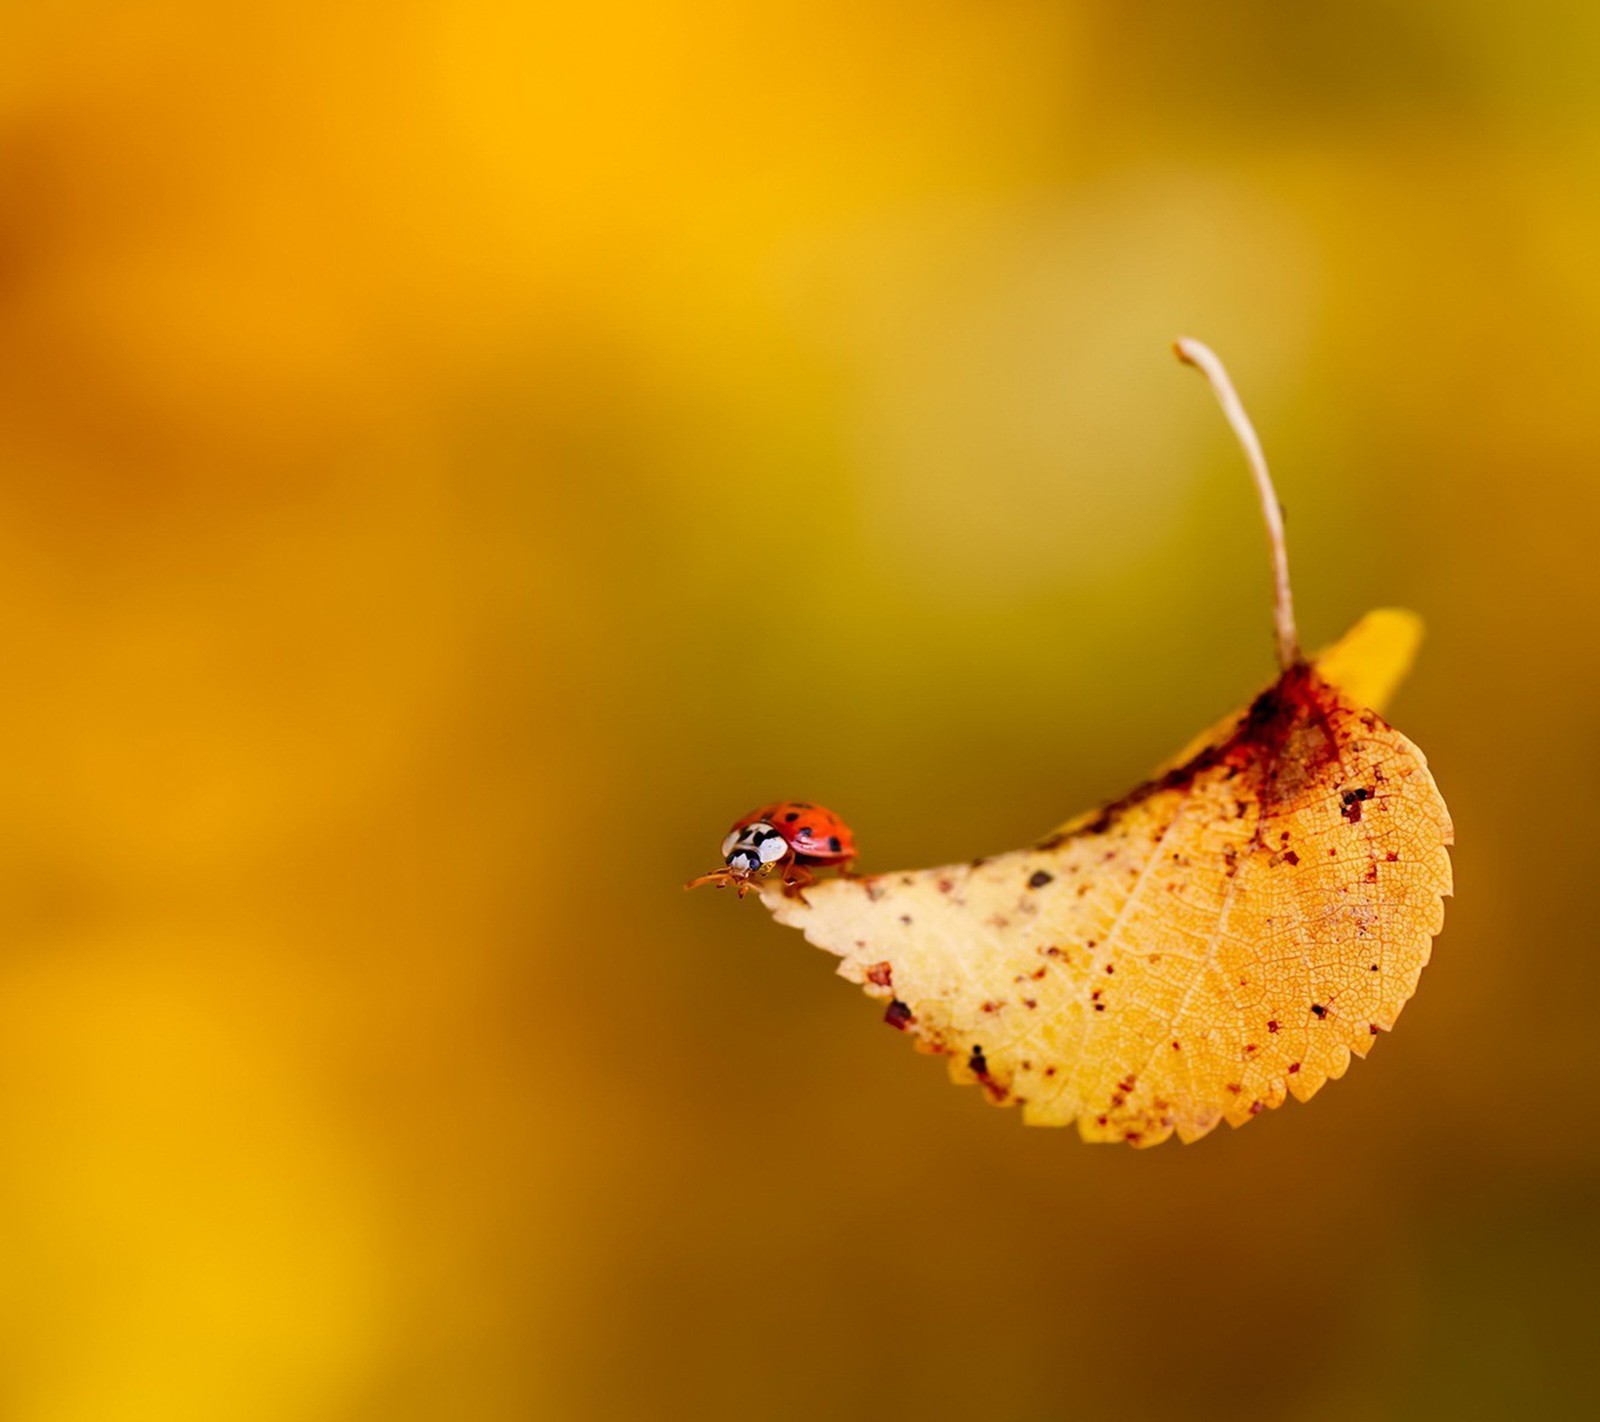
[866,962,894,988]
[884,1000,914,1030]
[1340,786,1372,824]
[1027,869,1054,889]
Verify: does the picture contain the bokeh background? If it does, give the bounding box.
[1,2,1596,1418]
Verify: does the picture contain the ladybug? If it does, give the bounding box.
[686,801,856,899]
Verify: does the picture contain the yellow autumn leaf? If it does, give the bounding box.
[760,615,1452,1145]
[725,341,1454,1147]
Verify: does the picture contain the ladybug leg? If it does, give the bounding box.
[779,862,815,904]
[685,868,754,894]
[685,868,730,892]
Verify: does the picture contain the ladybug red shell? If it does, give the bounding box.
[724,801,856,866]
[687,801,857,898]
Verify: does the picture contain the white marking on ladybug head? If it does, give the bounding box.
[720,828,740,858]
[724,821,784,873]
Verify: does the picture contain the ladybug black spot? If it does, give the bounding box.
[828,836,842,852]
[784,811,800,822]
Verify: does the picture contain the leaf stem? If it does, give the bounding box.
[1173,338,1300,670]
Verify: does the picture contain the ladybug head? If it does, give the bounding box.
[720,821,789,876]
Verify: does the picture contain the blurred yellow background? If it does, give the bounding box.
[0,2,1594,1418]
